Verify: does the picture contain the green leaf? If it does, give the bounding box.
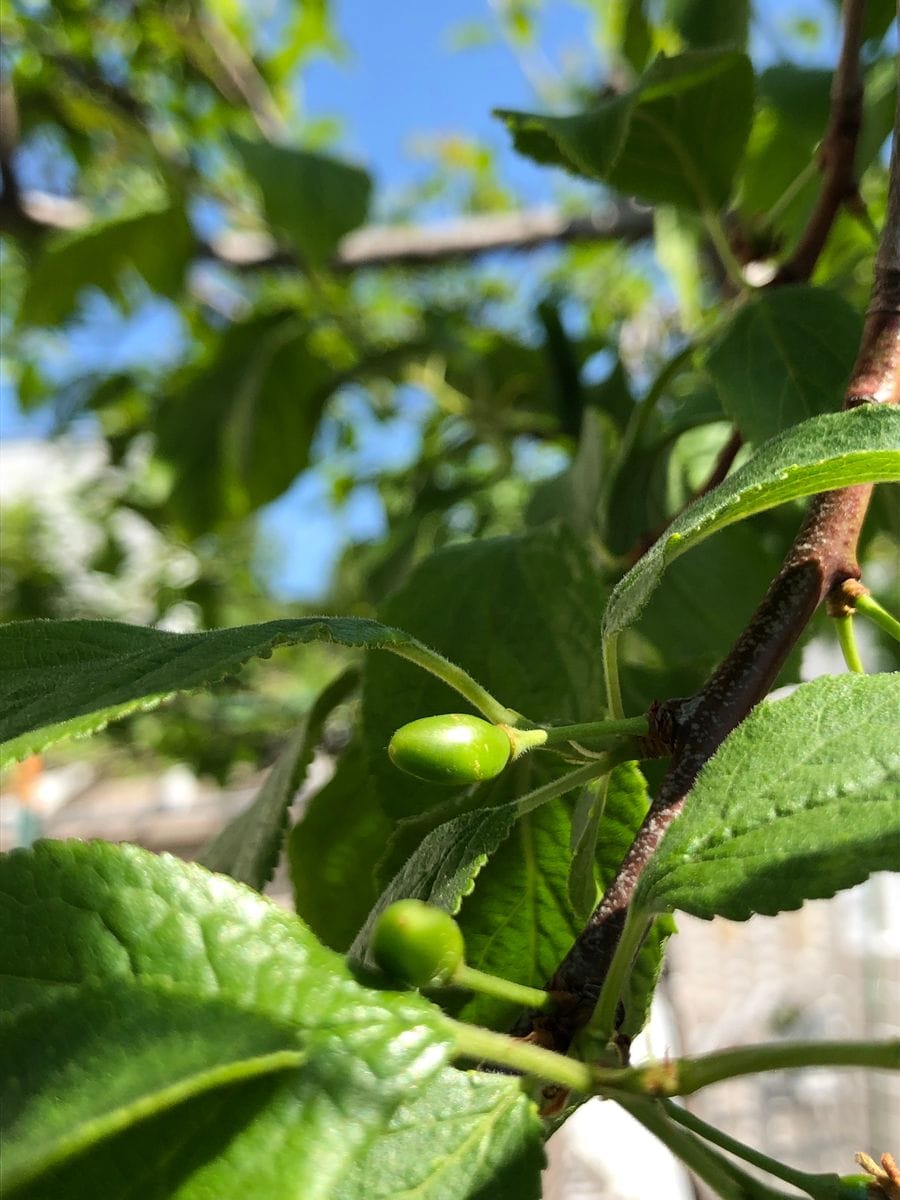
[362,525,607,818]
[0,615,490,768]
[568,775,610,920]
[353,802,523,958]
[201,668,359,890]
[232,137,371,264]
[497,50,755,212]
[619,0,653,72]
[2,980,305,1191]
[634,673,900,920]
[155,313,337,533]
[19,203,192,326]
[354,760,649,1031]
[0,841,541,1199]
[495,96,633,182]
[339,1069,544,1200]
[603,405,900,644]
[706,287,863,444]
[737,67,829,241]
[526,369,628,531]
[289,739,393,951]
[654,208,704,331]
[452,800,582,1030]
[455,762,650,1031]
[667,0,749,48]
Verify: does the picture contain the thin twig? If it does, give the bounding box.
[178,13,288,142]
[1,190,654,270]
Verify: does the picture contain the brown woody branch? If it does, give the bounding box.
[514,0,899,1060]
[0,188,653,270]
[773,0,868,283]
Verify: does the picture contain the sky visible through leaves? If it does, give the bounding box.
[1,0,849,599]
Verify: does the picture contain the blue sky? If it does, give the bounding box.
[302,0,593,203]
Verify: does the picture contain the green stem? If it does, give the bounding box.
[596,1038,900,1097]
[452,963,554,1012]
[834,613,865,673]
[662,1100,846,1199]
[600,346,693,540]
[854,591,900,642]
[513,759,614,818]
[618,1097,793,1200]
[619,346,692,459]
[391,642,521,726]
[589,904,652,1047]
[764,158,820,230]
[504,726,549,758]
[603,633,625,719]
[446,1018,593,1093]
[703,210,750,292]
[540,716,649,744]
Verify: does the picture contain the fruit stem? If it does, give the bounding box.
[390,642,522,726]
[618,1097,793,1200]
[853,591,900,643]
[597,1038,900,1096]
[452,963,555,1012]
[602,633,625,719]
[446,1018,593,1092]
[513,759,615,818]
[703,210,750,292]
[540,716,649,745]
[660,1099,848,1199]
[588,903,652,1047]
[834,613,865,673]
[502,726,549,759]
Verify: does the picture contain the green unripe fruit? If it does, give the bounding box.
[371,899,465,987]
[388,714,512,785]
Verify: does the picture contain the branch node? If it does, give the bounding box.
[827,576,870,617]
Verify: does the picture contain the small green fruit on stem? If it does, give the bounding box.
[371,899,465,987]
[388,714,514,784]
[371,900,555,1010]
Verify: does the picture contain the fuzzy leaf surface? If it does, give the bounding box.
[634,674,900,920]
[0,841,541,1199]
[0,616,465,767]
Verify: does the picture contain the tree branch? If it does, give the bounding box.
[773,0,867,284]
[1,190,653,270]
[512,2,899,1059]
[176,12,288,143]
